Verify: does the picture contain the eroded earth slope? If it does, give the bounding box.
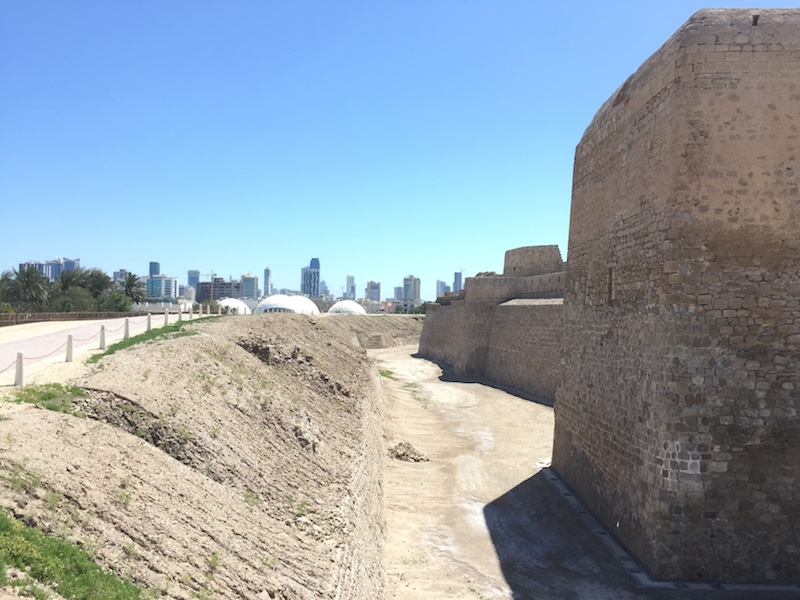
[0,314,423,599]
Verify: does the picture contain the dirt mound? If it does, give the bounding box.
[387,442,429,463]
[0,314,423,599]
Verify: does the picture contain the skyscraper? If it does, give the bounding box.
[301,258,320,297]
[436,280,450,297]
[241,274,258,298]
[366,281,380,302]
[346,275,356,299]
[403,275,421,301]
[264,267,272,297]
[454,271,463,295]
[149,262,160,277]
[188,270,200,289]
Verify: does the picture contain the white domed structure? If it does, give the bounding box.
[218,298,252,315]
[255,294,294,313]
[255,294,320,314]
[286,295,320,314]
[328,300,367,314]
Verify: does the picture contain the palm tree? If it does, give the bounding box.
[2,266,50,312]
[84,268,113,299]
[122,273,146,304]
[56,268,87,294]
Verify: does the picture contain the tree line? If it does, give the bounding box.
[0,267,146,314]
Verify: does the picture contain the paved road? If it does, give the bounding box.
[0,313,206,386]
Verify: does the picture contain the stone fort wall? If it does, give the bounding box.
[485,299,563,402]
[553,9,800,582]
[418,246,564,402]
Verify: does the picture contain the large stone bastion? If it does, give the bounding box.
[554,8,800,583]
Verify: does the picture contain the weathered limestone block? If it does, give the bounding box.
[553,9,800,582]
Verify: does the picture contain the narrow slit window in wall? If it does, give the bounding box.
[607,267,615,303]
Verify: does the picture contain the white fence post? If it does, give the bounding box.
[147,313,152,332]
[124,318,130,340]
[66,334,73,362]
[14,352,23,387]
[190,304,194,319]
[100,325,106,350]
[178,309,183,322]
[164,311,169,326]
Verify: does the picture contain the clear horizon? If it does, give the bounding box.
[3,2,795,300]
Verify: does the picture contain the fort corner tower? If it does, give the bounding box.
[554,9,800,582]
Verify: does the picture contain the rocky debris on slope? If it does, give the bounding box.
[388,442,429,462]
[0,314,423,600]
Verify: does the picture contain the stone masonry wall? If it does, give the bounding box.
[553,9,800,582]
[503,245,564,277]
[484,299,563,402]
[418,250,565,403]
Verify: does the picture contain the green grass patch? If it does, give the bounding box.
[9,384,86,417]
[87,317,219,364]
[8,461,42,496]
[378,369,397,380]
[0,509,143,599]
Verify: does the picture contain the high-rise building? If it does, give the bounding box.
[320,280,329,296]
[113,269,129,283]
[241,274,258,299]
[454,271,463,295]
[188,270,200,289]
[301,258,320,297]
[436,280,451,297]
[19,257,81,282]
[149,262,160,277]
[366,281,381,302]
[196,277,241,303]
[394,286,403,301]
[215,277,241,300]
[264,268,272,297]
[403,275,421,301]
[346,275,356,299]
[145,274,178,300]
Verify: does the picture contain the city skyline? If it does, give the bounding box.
[5,254,461,302]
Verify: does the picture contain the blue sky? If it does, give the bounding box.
[2,1,795,301]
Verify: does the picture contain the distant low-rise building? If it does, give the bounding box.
[179,285,196,302]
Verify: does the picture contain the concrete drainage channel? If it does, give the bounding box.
[542,468,800,594]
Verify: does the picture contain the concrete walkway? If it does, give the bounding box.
[0,313,207,386]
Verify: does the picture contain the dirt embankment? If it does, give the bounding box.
[0,314,423,599]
